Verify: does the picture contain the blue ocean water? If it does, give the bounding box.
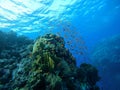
[0,0,120,90]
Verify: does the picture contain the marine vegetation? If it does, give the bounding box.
[77,63,100,90]
[0,31,33,89]
[91,34,120,90]
[0,31,100,90]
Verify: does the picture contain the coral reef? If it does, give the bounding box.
[0,31,33,89]
[22,34,77,90]
[0,31,33,59]
[0,31,100,90]
[77,63,100,90]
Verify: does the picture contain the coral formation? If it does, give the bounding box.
[0,31,33,89]
[0,31,100,90]
[77,63,100,90]
[25,34,77,90]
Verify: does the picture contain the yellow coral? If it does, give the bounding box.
[48,56,54,69]
[43,52,55,71]
[32,40,39,54]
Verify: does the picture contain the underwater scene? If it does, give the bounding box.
[0,0,120,90]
